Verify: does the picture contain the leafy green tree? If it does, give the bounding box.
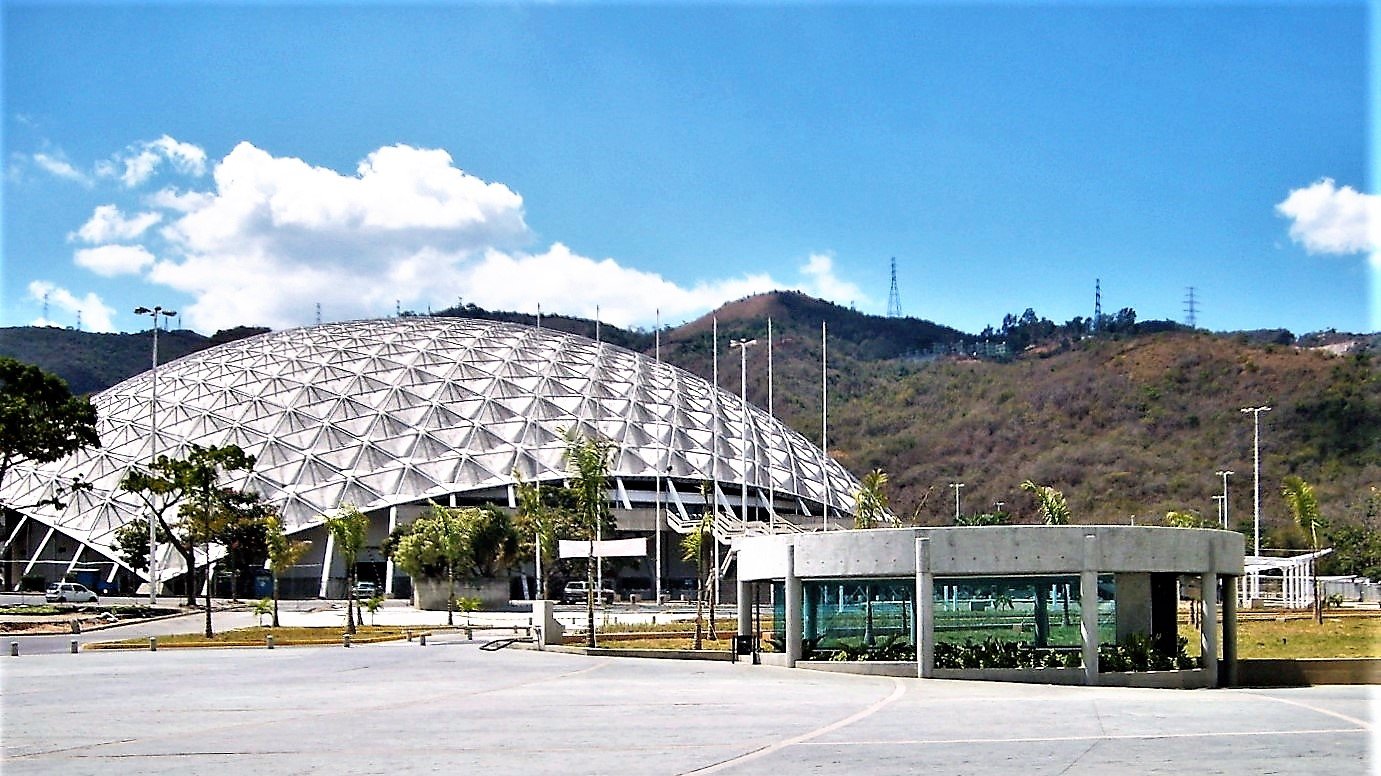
[207,489,270,601]
[392,503,475,626]
[1165,510,1210,528]
[1323,524,1381,581]
[325,504,370,635]
[513,473,581,600]
[564,430,614,648]
[0,358,100,497]
[1282,475,1326,623]
[112,520,172,577]
[264,514,312,628]
[121,444,255,634]
[363,594,385,626]
[1020,480,1071,525]
[853,469,890,529]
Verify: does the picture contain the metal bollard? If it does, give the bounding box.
[420,633,427,646]
[149,637,157,652]
[266,635,274,650]
[71,621,82,634]
[465,625,472,640]
[10,641,17,657]
[406,630,413,641]
[343,634,351,648]
[70,639,79,654]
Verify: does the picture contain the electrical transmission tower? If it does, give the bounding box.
[1183,287,1198,329]
[1093,279,1102,332]
[887,257,902,318]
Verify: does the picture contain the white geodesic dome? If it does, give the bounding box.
[2,317,862,583]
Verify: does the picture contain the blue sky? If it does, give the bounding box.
[3,2,1375,336]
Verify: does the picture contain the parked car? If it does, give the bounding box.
[351,581,379,600]
[45,582,98,603]
[561,581,615,605]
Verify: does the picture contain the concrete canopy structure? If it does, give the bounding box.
[2,317,862,593]
[735,525,1246,687]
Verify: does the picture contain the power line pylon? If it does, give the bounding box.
[887,257,902,318]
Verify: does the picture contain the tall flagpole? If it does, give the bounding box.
[712,316,720,606]
[654,308,663,607]
[595,305,602,596]
[822,321,829,530]
[767,317,774,532]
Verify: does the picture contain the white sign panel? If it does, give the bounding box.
[558,538,648,559]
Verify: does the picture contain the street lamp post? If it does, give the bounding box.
[1240,407,1271,556]
[1212,495,1225,527]
[949,482,964,522]
[730,339,757,527]
[1215,470,1234,530]
[134,305,176,604]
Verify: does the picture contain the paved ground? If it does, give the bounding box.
[2,629,1375,775]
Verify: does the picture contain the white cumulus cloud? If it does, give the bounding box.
[27,281,116,332]
[96,135,208,188]
[32,152,92,185]
[1276,178,1379,256]
[74,244,158,277]
[69,204,162,243]
[63,139,870,332]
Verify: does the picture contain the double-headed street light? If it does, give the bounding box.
[1240,407,1271,556]
[135,305,176,604]
[1215,470,1234,529]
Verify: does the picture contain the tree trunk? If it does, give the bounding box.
[345,565,357,635]
[447,568,456,627]
[586,550,597,648]
[271,574,280,628]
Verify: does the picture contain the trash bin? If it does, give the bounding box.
[734,634,754,656]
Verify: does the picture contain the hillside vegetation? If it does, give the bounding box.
[3,292,1376,553]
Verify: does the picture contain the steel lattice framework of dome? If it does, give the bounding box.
[1,317,863,587]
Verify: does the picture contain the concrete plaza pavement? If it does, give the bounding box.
[2,631,1375,775]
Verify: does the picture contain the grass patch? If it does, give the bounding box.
[0,604,62,616]
[91,625,413,649]
[1234,615,1381,659]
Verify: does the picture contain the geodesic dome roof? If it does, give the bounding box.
[2,317,862,572]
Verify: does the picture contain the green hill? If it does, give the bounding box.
[2,293,1376,552]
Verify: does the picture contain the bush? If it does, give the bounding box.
[19,574,46,592]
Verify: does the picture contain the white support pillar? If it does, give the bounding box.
[23,526,55,576]
[1081,534,1100,686]
[64,546,83,575]
[785,545,801,668]
[318,531,336,599]
[384,505,398,596]
[916,537,933,679]
[2,514,29,553]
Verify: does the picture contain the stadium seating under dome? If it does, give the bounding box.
[2,317,864,590]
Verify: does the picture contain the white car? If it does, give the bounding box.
[45,582,98,603]
[561,581,615,605]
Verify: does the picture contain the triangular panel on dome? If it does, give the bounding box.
[466,451,517,484]
[425,425,474,452]
[409,432,457,461]
[355,469,403,498]
[414,456,462,486]
[299,457,342,487]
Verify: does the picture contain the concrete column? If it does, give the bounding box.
[784,545,801,668]
[737,578,751,637]
[1080,534,1100,686]
[384,506,398,596]
[1221,575,1238,687]
[1201,571,1219,687]
[916,537,933,679]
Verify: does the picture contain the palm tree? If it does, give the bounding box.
[681,509,714,650]
[325,504,369,635]
[264,514,311,628]
[853,469,890,529]
[564,430,613,648]
[1020,480,1071,525]
[1282,475,1326,623]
